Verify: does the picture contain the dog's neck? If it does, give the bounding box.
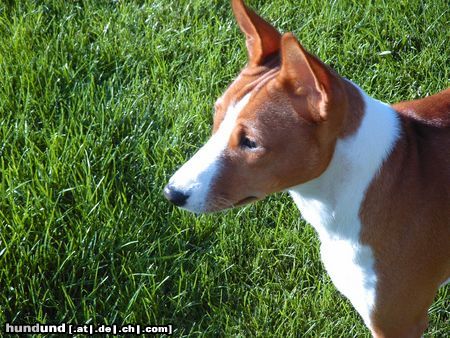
[289,84,400,241]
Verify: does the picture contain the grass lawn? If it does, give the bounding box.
[0,0,448,336]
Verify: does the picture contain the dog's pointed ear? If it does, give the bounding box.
[232,0,281,66]
[278,33,336,121]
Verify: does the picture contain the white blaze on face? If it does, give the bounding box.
[168,94,251,213]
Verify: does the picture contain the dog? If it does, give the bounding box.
[164,1,450,336]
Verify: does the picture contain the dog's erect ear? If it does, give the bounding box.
[231,0,281,66]
[278,33,337,121]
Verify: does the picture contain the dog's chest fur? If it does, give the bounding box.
[289,86,400,326]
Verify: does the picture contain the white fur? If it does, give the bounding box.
[168,94,251,213]
[288,84,400,328]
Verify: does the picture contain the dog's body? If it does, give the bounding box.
[289,85,450,336]
[164,1,450,336]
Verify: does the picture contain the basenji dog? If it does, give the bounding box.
[164,0,450,336]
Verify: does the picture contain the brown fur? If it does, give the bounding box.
[393,88,450,126]
[360,90,450,338]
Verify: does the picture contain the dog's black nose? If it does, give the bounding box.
[163,184,189,207]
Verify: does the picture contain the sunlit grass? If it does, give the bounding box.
[0,0,448,336]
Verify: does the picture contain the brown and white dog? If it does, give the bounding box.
[164,1,450,336]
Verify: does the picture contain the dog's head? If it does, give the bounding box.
[164,0,350,213]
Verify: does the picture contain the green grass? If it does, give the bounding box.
[0,0,448,336]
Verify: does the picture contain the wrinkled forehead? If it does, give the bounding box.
[213,57,280,131]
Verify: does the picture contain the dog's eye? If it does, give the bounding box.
[240,136,258,149]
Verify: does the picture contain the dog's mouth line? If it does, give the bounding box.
[235,196,258,206]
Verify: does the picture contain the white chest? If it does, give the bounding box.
[291,192,377,326]
[287,86,401,327]
[319,235,377,326]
